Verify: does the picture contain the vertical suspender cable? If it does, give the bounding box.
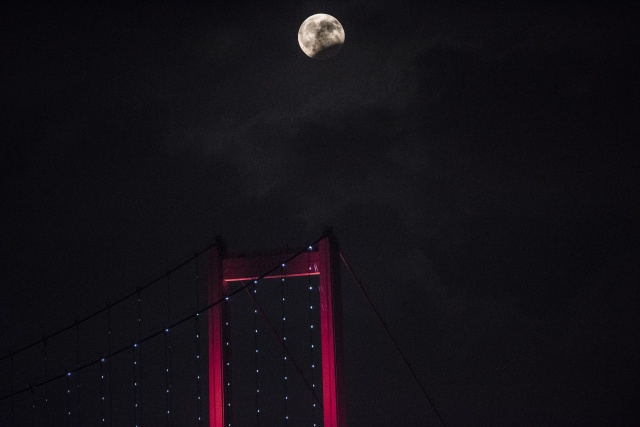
[107,305,113,427]
[253,281,260,426]
[194,255,203,426]
[76,321,81,426]
[308,248,318,426]
[165,273,173,426]
[10,354,15,425]
[30,385,35,427]
[100,354,105,424]
[281,265,288,425]
[137,289,143,425]
[43,339,48,421]
[66,371,71,425]
[133,343,138,426]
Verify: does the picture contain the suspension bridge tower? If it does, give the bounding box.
[208,229,347,427]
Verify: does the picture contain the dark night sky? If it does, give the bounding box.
[1,1,639,425]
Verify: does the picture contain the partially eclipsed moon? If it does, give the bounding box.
[298,14,345,60]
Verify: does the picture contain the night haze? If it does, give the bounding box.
[1,1,639,425]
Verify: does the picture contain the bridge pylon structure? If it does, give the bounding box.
[208,230,347,427]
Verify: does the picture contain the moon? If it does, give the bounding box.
[298,14,345,60]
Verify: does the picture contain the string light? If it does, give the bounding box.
[76,321,82,426]
[253,281,260,426]
[107,305,113,427]
[308,248,318,425]
[166,274,173,426]
[165,328,172,425]
[281,265,289,425]
[133,345,138,427]
[100,356,106,424]
[67,371,72,423]
[194,256,204,426]
[221,286,232,427]
[136,290,143,425]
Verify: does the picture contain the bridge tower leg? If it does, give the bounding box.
[208,238,226,427]
[318,232,347,427]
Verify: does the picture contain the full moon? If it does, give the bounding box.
[298,14,345,60]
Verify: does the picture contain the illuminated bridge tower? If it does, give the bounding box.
[208,231,347,427]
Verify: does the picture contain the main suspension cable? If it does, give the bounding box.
[0,243,216,362]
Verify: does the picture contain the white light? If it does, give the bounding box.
[165,328,169,333]
[308,246,312,250]
[281,263,285,267]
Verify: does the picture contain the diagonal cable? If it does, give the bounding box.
[340,250,448,427]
